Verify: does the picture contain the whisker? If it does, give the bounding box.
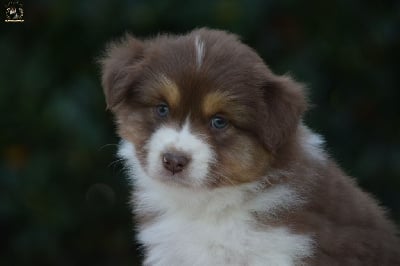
[108,158,125,169]
[98,143,119,151]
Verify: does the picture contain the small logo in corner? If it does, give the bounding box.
[5,1,24,22]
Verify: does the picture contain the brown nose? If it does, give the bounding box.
[162,152,190,174]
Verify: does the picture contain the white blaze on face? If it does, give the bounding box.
[145,119,214,186]
[195,35,205,69]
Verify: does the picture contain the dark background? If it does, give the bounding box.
[1,0,399,265]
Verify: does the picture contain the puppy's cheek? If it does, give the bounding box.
[118,127,146,164]
[214,136,271,186]
[145,128,169,178]
[116,113,151,167]
[188,139,215,185]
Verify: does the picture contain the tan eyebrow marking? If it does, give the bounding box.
[202,91,242,117]
[157,75,180,107]
[202,91,253,125]
[203,91,228,117]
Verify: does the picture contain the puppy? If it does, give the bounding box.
[100,28,400,265]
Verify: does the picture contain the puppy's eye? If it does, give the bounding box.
[210,116,228,130]
[155,103,169,117]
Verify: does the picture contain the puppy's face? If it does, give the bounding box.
[100,29,306,189]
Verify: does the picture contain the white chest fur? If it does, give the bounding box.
[136,182,313,266]
[139,208,312,266]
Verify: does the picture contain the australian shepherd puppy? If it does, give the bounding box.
[100,28,400,265]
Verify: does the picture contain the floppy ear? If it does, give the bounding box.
[99,34,144,111]
[259,75,308,152]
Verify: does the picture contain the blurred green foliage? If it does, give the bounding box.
[1,0,399,265]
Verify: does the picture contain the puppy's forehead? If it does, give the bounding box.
[147,31,263,80]
[144,32,263,122]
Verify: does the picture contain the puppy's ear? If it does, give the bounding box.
[99,34,144,111]
[260,75,308,152]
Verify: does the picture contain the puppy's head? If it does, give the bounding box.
[100,28,307,188]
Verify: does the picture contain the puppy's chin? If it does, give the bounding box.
[146,167,205,188]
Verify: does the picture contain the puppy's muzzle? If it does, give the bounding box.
[162,152,190,174]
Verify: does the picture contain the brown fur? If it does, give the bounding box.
[100,28,400,265]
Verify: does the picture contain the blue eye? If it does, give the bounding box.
[210,116,228,129]
[156,103,169,117]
